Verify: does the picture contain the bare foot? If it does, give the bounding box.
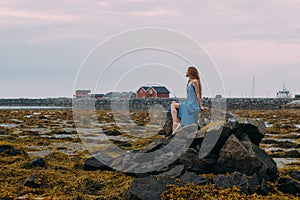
[172,122,181,134]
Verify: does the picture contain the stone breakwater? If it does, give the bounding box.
[0,97,296,110]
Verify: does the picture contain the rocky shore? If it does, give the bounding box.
[0,108,299,199]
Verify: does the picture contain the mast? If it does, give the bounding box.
[252,75,255,98]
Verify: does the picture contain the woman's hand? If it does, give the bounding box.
[200,105,209,111]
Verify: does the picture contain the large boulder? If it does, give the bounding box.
[197,120,236,166]
[238,118,266,146]
[212,134,278,181]
[179,148,212,174]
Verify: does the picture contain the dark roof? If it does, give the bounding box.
[76,90,91,93]
[151,86,170,94]
[141,86,150,91]
[138,86,170,94]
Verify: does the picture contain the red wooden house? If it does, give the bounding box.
[74,90,91,98]
[136,86,170,99]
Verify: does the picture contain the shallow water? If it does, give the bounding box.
[0,123,19,128]
[273,158,300,168]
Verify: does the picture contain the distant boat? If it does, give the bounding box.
[276,83,292,98]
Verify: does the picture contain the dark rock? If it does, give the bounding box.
[213,174,232,189]
[125,176,175,200]
[290,171,300,181]
[230,171,250,194]
[258,178,270,196]
[0,197,14,200]
[103,129,121,136]
[39,115,49,120]
[84,156,112,171]
[189,130,206,151]
[31,158,46,167]
[262,139,299,148]
[179,148,212,174]
[230,172,249,194]
[157,129,166,135]
[0,145,14,153]
[248,174,260,194]
[178,172,210,187]
[278,177,300,196]
[157,165,185,178]
[24,174,40,188]
[111,140,132,148]
[74,197,83,200]
[0,145,21,156]
[213,134,278,182]
[198,120,234,166]
[271,150,300,158]
[239,118,266,146]
[213,172,261,194]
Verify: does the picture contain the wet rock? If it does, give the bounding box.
[157,165,185,178]
[31,158,46,167]
[84,156,112,171]
[213,134,278,182]
[290,171,300,181]
[125,176,175,200]
[178,172,210,186]
[24,174,40,188]
[277,177,300,196]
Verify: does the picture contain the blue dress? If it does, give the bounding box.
[177,83,202,126]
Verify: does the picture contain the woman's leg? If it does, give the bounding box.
[171,101,180,131]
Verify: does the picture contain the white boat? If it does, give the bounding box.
[276,83,292,98]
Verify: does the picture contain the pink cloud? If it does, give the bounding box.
[0,7,81,22]
[130,7,178,16]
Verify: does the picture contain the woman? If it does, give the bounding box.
[171,66,209,134]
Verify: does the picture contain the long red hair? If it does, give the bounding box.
[186,66,202,96]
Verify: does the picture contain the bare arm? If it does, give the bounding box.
[193,80,208,110]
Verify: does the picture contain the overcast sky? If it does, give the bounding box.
[0,0,299,98]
